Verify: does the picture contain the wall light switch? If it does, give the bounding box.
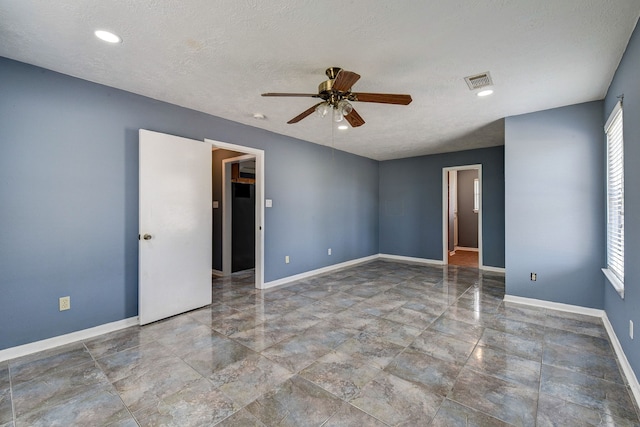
[212,201,219,209]
[285,255,290,264]
[266,199,273,208]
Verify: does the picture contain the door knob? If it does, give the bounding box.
[143,234,152,240]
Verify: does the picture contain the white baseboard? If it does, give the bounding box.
[211,269,224,277]
[503,295,604,317]
[262,255,379,289]
[378,254,444,266]
[455,246,479,252]
[602,313,640,407]
[503,295,639,407]
[0,317,139,363]
[481,265,506,274]
[263,253,498,289]
[379,253,504,274]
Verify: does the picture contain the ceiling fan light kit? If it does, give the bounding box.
[338,99,353,116]
[262,67,412,128]
[313,99,354,123]
[315,103,331,118]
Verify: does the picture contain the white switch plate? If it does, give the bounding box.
[285,255,290,264]
[212,201,219,209]
[266,199,273,208]
[328,248,332,255]
[631,320,634,339]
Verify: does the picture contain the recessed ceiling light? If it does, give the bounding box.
[252,113,266,120]
[338,125,348,130]
[477,89,494,97]
[95,30,122,44]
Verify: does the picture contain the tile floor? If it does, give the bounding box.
[1,261,639,426]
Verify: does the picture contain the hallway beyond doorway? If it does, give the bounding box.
[448,249,478,268]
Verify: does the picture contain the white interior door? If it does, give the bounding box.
[139,129,212,325]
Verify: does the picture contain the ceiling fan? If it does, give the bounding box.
[262,67,412,128]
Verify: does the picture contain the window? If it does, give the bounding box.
[473,178,479,213]
[603,100,624,297]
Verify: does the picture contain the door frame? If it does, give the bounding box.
[222,154,255,276]
[206,139,265,289]
[448,170,458,253]
[442,164,483,267]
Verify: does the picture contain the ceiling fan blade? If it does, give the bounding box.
[262,93,320,98]
[332,70,361,92]
[287,102,324,124]
[344,108,365,128]
[352,93,412,105]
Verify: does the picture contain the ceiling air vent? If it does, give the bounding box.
[464,72,493,90]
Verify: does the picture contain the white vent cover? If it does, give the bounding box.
[464,72,493,90]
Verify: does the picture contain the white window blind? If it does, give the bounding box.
[605,101,624,285]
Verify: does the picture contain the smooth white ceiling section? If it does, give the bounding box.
[1,1,638,160]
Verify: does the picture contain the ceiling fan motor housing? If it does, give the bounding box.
[319,67,352,101]
[318,79,335,96]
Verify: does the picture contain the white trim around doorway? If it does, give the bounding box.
[222,154,255,277]
[442,164,483,268]
[205,139,265,289]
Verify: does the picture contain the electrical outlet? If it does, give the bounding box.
[530,273,537,281]
[285,255,290,264]
[328,248,332,255]
[631,320,634,339]
[59,296,71,311]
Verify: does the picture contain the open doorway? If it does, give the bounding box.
[227,158,256,273]
[207,139,265,289]
[442,165,482,268]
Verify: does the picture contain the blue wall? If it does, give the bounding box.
[378,146,505,268]
[504,101,605,309]
[603,20,640,377]
[262,129,379,275]
[0,57,379,350]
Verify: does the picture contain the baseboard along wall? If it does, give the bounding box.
[503,294,640,409]
[0,317,139,362]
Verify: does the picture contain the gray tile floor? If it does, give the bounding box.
[1,260,639,426]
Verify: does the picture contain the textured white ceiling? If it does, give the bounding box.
[1,1,638,160]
